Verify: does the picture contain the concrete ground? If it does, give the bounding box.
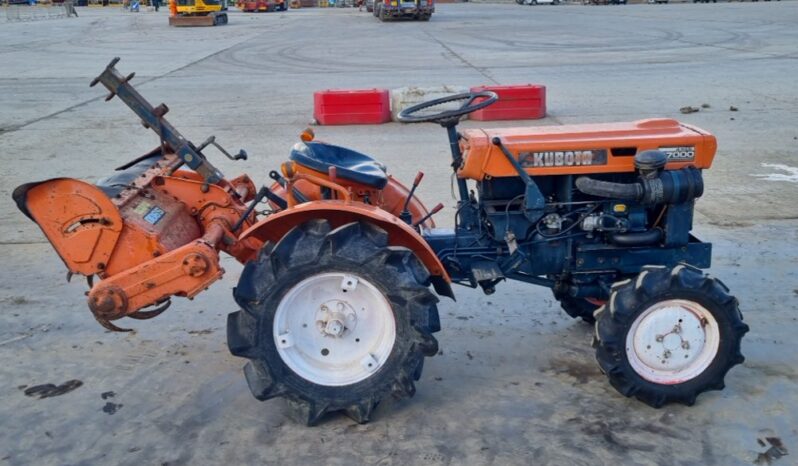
[1,2,797,465]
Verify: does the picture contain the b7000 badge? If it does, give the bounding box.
[659,146,696,161]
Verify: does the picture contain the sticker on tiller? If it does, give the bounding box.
[659,146,696,162]
[519,149,608,168]
[133,200,152,216]
[143,206,166,225]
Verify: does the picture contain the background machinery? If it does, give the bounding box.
[14,59,748,425]
[372,0,433,21]
[169,0,228,26]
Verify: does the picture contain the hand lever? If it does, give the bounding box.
[413,202,444,228]
[197,135,247,161]
[400,171,424,224]
[269,170,310,204]
[231,186,288,232]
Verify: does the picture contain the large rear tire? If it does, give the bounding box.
[228,220,440,425]
[594,265,748,408]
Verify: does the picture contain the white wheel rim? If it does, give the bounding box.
[625,299,720,385]
[273,273,396,387]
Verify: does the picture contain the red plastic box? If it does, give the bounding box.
[313,89,391,126]
[469,84,546,121]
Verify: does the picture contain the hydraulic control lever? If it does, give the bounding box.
[413,202,444,228]
[400,171,424,224]
[269,170,310,204]
[231,186,287,232]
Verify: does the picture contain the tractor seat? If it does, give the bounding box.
[290,142,388,189]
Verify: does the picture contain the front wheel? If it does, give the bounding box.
[594,265,748,408]
[228,220,440,425]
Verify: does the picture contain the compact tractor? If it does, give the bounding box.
[14,59,748,425]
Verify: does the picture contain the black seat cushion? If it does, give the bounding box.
[96,152,163,198]
[289,142,388,189]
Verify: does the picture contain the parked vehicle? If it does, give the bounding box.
[524,0,560,5]
[374,0,433,21]
[171,0,228,26]
[237,0,286,11]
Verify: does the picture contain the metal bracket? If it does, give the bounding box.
[491,137,545,224]
[90,57,226,184]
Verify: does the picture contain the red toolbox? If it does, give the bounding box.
[469,84,546,121]
[313,89,391,126]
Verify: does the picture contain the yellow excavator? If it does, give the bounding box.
[169,0,228,26]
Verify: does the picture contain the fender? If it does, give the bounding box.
[13,179,123,276]
[239,201,454,299]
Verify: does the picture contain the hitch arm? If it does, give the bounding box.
[91,57,226,184]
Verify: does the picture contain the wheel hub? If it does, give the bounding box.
[315,301,358,338]
[625,299,719,384]
[273,273,396,386]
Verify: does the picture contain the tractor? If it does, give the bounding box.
[13,59,748,425]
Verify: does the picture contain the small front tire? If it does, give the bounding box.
[594,265,748,408]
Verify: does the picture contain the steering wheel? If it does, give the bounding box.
[396,91,499,125]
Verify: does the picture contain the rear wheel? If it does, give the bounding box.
[228,220,440,425]
[594,265,748,408]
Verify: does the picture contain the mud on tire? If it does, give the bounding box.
[594,264,748,408]
[227,220,441,425]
